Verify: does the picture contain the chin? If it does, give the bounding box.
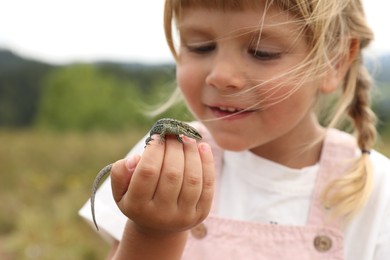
[212,136,251,152]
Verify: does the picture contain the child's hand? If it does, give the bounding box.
[110,135,215,235]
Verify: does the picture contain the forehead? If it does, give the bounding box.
[177,0,264,10]
[178,5,302,39]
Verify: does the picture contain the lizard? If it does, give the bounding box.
[90,118,202,231]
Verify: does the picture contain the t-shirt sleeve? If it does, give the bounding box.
[78,135,147,242]
[371,151,390,260]
[374,202,390,259]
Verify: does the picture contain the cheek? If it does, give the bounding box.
[176,66,202,99]
[259,74,318,107]
[176,65,203,111]
[274,86,318,124]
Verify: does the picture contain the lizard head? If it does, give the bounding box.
[181,124,202,141]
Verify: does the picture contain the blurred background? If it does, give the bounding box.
[0,1,389,259]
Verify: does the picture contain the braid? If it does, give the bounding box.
[348,59,377,151]
[323,55,377,220]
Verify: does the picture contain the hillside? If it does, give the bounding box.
[0,49,175,128]
[377,55,390,83]
[0,49,389,129]
[0,50,55,126]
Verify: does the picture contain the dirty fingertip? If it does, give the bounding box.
[125,155,141,171]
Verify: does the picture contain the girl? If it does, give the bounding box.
[79,0,390,259]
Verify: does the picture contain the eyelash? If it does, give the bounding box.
[186,44,216,54]
[185,43,282,61]
[248,49,282,60]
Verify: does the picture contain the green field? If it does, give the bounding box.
[0,129,389,259]
[0,130,145,259]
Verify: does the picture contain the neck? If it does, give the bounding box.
[250,120,326,169]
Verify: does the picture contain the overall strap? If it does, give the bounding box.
[307,128,358,228]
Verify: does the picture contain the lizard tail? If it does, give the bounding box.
[91,163,113,231]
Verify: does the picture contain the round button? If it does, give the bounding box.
[314,235,332,252]
[191,223,207,239]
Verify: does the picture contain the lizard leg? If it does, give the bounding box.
[145,136,153,147]
[159,130,167,144]
[176,134,184,143]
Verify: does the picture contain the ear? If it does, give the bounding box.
[320,38,359,94]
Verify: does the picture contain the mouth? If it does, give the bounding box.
[209,105,255,119]
[216,106,244,113]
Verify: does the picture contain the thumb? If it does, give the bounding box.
[111,155,141,203]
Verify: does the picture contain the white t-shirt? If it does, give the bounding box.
[79,134,390,259]
[218,150,319,225]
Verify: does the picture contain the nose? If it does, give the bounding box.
[205,54,247,90]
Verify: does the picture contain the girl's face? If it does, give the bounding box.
[176,4,327,165]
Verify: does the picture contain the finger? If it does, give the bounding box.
[196,143,215,218]
[153,135,185,206]
[127,135,165,203]
[178,136,203,210]
[111,155,140,203]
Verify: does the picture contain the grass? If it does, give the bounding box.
[0,128,389,259]
[0,129,144,260]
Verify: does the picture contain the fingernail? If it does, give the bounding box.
[199,143,211,153]
[125,155,140,171]
[182,135,196,143]
[145,134,160,148]
[152,134,160,140]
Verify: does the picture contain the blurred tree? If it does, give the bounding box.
[35,64,144,131]
[0,50,52,127]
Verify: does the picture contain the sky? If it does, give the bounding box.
[0,0,389,65]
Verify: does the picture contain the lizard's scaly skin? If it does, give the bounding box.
[90,118,202,230]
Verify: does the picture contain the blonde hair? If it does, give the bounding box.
[163,0,377,219]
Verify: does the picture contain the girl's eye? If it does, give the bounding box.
[186,44,216,54]
[249,49,282,60]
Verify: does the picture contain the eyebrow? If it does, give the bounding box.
[178,24,296,44]
[177,23,224,42]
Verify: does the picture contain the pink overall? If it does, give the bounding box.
[182,126,355,259]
